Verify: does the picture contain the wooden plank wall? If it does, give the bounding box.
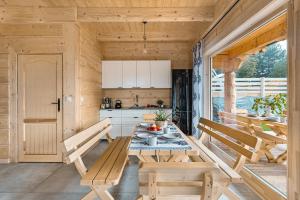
[0,23,103,161]
[103,89,171,108]
[287,0,300,199]
[79,24,102,129]
[0,54,9,160]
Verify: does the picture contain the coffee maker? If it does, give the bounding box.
[102,97,112,109]
[115,99,122,109]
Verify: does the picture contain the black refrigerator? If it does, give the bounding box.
[172,69,193,135]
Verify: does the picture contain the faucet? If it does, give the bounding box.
[134,95,139,107]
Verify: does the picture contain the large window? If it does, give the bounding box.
[210,15,288,196]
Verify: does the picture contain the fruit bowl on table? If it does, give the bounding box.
[146,126,165,135]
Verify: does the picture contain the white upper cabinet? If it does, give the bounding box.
[102,61,123,88]
[102,60,171,88]
[150,60,171,88]
[137,61,151,88]
[122,61,137,88]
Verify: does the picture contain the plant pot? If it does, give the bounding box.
[280,116,287,123]
[265,106,272,117]
[155,120,168,128]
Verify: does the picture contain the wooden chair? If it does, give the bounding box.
[138,162,218,200]
[219,111,287,163]
[188,118,262,200]
[63,118,131,200]
[143,114,156,122]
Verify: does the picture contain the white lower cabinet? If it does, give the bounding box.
[100,109,172,139]
[111,125,122,139]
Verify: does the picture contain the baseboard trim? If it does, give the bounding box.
[0,159,10,163]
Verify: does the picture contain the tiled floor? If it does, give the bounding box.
[0,141,261,200]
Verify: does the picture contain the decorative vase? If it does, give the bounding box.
[155,121,168,128]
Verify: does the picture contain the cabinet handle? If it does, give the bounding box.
[133,117,139,118]
[109,117,113,118]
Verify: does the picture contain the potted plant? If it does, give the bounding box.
[154,109,171,128]
[157,99,164,108]
[252,97,265,116]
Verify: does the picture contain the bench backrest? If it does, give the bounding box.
[63,118,112,164]
[139,162,217,200]
[198,118,262,171]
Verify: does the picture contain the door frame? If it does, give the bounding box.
[16,53,63,162]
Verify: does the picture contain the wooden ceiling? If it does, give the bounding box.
[0,0,217,7]
[0,0,220,42]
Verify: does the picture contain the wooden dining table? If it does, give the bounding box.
[128,122,242,199]
[128,123,199,162]
[237,114,288,163]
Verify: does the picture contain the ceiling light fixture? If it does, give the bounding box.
[143,21,148,54]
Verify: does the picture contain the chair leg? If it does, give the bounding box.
[81,190,98,200]
[92,186,114,200]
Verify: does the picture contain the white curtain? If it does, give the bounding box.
[192,41,203,138]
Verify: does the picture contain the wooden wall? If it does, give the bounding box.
[287,0,300,199]
[0,54,9,160]
[0,23,103,161]
[103,89,171,108]
[101,41,191,107]
[79,24,102,129]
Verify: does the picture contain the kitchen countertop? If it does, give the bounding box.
[100,107,172,110]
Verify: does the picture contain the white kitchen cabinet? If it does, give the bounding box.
[137,61,151,88]
[111,125,122,139]
[102,61,123,88]
[100,109,172,138]
[122,61,137,88]
[150,60,171,88]
[122,125,135,136]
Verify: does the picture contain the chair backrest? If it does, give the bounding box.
[143,114,156,122]
[199,118,261,164]
[63,118,112,164]
[139,162,217,200]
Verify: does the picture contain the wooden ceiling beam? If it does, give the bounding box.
[227,15,287,58]
[77,7,214,22]
[0,6,214,23]
[96,31,199,42]
[0,7,76,23]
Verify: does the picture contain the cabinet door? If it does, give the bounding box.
[102,61,123,88]
[123,61,137,88]
[122,125,135,136]
[137,61,151,88]
[150,60,171,88]
[111,125,122,139]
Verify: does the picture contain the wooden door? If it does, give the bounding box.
[18,54,63,162]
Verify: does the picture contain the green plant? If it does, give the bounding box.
[252,94,287,115]
[252,97,265,114]
[154,110,171,121]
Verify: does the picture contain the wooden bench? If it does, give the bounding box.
[63,118,131,200]
[139,162,218,200]
[219,111,287,163]
[188,118,262,200]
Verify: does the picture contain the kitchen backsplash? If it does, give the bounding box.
[103,88,171,108]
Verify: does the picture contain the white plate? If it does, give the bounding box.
[139,122,150,127]
[162,133,178,140]
[136,133,150,139]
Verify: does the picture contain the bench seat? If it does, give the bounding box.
[81,137,131,186]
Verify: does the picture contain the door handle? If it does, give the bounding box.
[51,98,61,112]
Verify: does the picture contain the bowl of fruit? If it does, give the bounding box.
[146,124,164,135]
